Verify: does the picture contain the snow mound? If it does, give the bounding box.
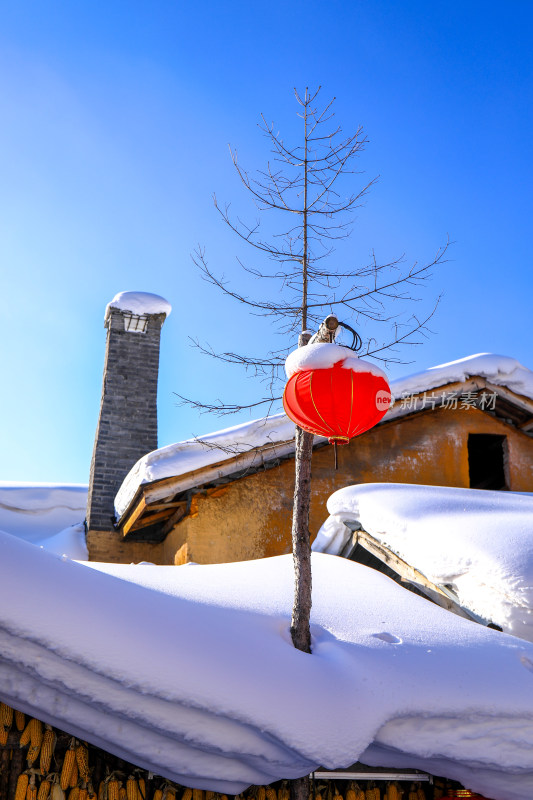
[1,535,533,798]
[0,483,87,559]
[314,483,533,642]
[106,291,172,318]
[285,344,388,381]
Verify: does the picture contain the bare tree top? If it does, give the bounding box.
[182,87,448,416]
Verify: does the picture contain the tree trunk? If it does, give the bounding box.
[290,425,314,654]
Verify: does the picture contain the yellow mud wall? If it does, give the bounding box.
[87,530,165,563]
[160,406,533,565]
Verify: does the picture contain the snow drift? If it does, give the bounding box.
[314,483,533,643]
[1,532,533,799]
[0,482,88,559]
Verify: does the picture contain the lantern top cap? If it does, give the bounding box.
[285,342,388,381]
[105,291,172,321]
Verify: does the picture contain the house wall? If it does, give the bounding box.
[159,406,533,565]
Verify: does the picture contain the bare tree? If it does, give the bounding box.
[182,87,447,800]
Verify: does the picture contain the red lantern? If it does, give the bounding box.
[283,344,391,445]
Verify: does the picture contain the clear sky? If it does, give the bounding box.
[1,1,532,484]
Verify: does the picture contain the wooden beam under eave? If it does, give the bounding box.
[127,506,185,533]
[121,496,147,537]
[354,530,480,622]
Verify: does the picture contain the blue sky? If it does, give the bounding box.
[1,1,532,483]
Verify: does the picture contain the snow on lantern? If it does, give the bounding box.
[283,343,392,445]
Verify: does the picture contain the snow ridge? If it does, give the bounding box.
[2,532,533,798]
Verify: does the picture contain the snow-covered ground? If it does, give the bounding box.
[1,533,533,799]
[0,482,88,559]
[314,483,533,643]
[115,353,533,519]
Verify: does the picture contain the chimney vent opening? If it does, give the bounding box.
[123,312,149,333]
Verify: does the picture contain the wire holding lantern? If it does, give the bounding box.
[283,342,392,469]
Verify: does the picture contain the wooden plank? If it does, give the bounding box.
[355,530,479,621]
[121,495,147,536]
[143,501,187,511]
[519,417,533,432]
[485,381,533,414]
[127,506,185,533]
[313,770,431,782]
[161,503,188,536]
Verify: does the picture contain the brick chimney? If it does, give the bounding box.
[86,291,171,534]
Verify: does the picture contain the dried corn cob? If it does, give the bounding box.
[27,742,42,765]
[181,789,192,800]
[15,772,30,800]
[346,784,357,800]
[0,702,13,729]
[79,788,88,800]
[256,789,265,800]
[152,791,163,800]
[107,780,120,800]
[192,791,203,800]
[20,720,33,748]
[126,777,137,800]
[15,711,26,731]
[416,789,425,800]
[165,787,176,800]
[38,780,52,800]
[30,718,43,749]
[137,778,146,800]
[69,759,79,789]
[40,727,56,776]
[0,726,8,746]
[387,784,401,800]
[119,790,127,800]
[26,719,43,764]
[75,745,90,783]
[26,774,38,800]
[97,782,105,800]
[60,742,77,791]
[68,788,80,800]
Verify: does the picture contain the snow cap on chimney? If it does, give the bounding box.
[105,291,172,321]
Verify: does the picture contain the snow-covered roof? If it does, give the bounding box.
[1,536,533,799]
[0,482,88,560]
[105,291,172,319]
[391,353,533,400]
[115,353,533,519]
[313,483,533,643]
[115,413,297,518]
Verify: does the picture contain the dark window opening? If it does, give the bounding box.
[468,434,508,490]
